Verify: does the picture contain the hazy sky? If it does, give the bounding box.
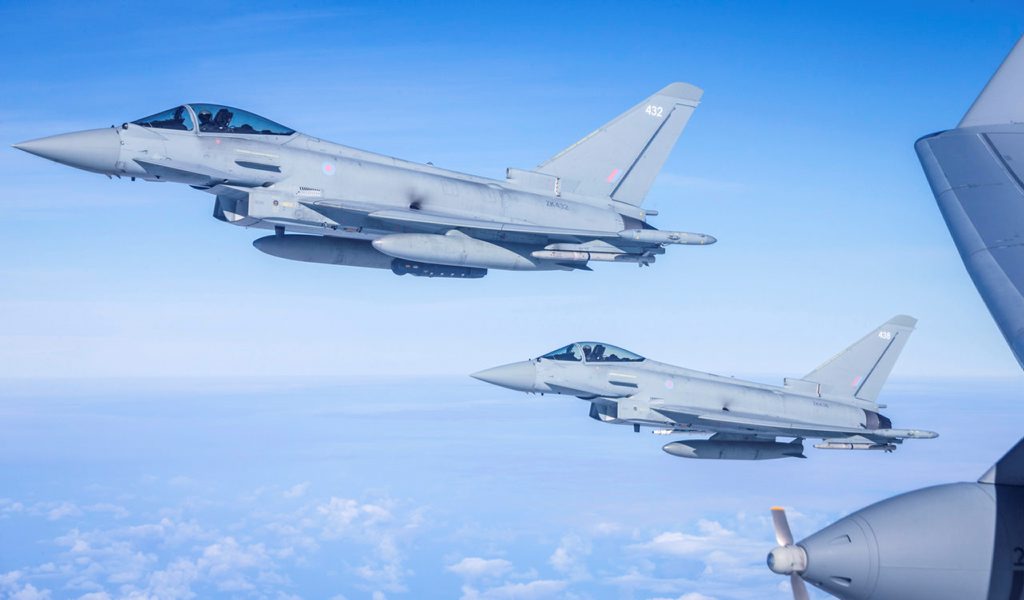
[1,377,1022,599]
[3,1,1024,599]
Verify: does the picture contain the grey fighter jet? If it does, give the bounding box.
[13,85,715,278]
[473,316,937,460]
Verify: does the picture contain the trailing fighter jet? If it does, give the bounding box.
[472,316,937,460]
[13,85,715,278]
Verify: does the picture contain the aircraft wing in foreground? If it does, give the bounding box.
[764,34,1024,600]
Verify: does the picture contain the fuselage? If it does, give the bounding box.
[527,356,884,435]
[115,124,627,237]
[15,103,716,276]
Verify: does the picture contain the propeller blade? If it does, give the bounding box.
[791,573,810,600]
[771,506,794,546]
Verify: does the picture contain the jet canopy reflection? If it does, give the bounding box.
[132,104,295,136]
[540,342,645,363]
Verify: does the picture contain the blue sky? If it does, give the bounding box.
[2,1,1024,598]
[2,1,1024,379]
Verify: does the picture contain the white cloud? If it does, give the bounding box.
[46,501,81,521]
[122,536,274,598]
[283,482,310,499]
[310,496,412,594]
[1,489,783,600]
[631,520,746,559]
[0,571,52,600]
[548,535,590,580]
[317,497,393,537]
[459,579,568,600]
[587,521,627,537]
[0,499,25,515]
[84,503,130,519]
[446,557,513,580]
[10,584,51,600]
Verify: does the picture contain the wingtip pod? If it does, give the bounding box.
[873,428,939,440]
[900,429,939,439]
[959,35,1024,128]
[618,229,716,245]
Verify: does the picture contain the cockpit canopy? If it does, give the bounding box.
[132,104,295,136]
[540,342,644,363]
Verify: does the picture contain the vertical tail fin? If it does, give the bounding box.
[537,82,702,206]
[959,36,1024,128]
[802,316,917,403]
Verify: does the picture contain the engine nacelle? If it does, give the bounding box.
[795,482,1013,599]
[662,439,805,460]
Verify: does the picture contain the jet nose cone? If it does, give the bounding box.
[471,361,537,392]
[14,128,120,174]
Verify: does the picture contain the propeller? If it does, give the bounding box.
[767,507,810,600]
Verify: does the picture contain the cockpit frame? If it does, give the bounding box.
[539,342,645,364]
[131,104,295,137]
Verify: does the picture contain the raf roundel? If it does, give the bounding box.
[322,162,336,176]
[664,379,675,390]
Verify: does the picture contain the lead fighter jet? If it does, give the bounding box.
[13,85,714,278]
[473,316,937,460]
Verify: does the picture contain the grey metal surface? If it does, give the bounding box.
[14,89,714,278]
[472,317,936,461]
[796,483,998,599]
[917,36,1024,367]
[769,453,1024,600]
[766,35,1024,600]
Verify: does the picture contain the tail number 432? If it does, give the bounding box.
[644,105,664,118]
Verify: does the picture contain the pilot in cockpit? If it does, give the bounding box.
[213,108,233,131]
[197,110,213,131]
